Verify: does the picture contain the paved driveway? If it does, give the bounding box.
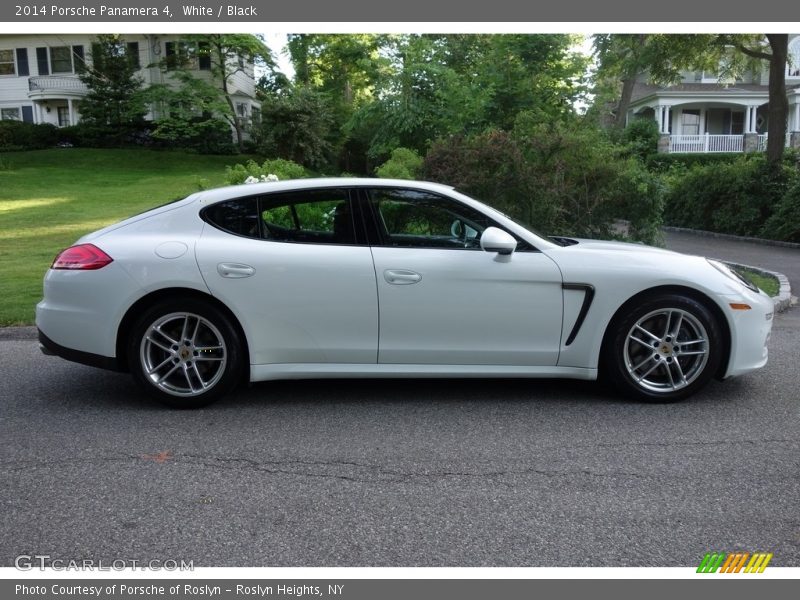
[1,309,798,567]
[665,229,800,292]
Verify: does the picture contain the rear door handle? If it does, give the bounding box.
[218,263,256,278]
[384,269,422,285]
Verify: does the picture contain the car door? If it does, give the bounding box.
[196,188,378,366]
[364,187,564,366]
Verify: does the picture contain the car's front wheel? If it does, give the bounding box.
[128,299,244,408]
[604,293,724,402]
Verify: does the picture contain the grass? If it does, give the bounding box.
[735,267,781,297]
[0,148,252,325]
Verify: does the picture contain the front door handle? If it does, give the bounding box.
[218,262,256,278]
[384,269,422,285]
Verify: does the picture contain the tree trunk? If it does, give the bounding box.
[765,34,788,164]
[614,34,647,129]
[614,77,636,129]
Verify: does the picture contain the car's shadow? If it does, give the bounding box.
[37,362,747,413]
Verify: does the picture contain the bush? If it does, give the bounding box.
[375,148,423,180]
[423,115,665,245]
[664,155,795,237]
[762,179,800,242]
[621,118,659,161]
[150,117,237,155]
[646,152,743,173]
[224,158,308,185]
[0,121,59,150]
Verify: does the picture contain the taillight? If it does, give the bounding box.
[51,244,113,270]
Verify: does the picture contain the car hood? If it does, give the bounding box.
[560,238,686,257]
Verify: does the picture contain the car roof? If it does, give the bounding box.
[194,178,456,204]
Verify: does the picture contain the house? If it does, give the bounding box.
[626,34,800,153]
[0,34,261,138]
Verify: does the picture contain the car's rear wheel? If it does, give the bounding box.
[604,293,724,402]
[128,299,244,408]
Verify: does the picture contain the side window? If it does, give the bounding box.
[203,190,358,246]
[261,189,355,244]
[203,197,260,237]
[368,188,495,250]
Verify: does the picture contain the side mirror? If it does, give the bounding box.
[480,227,516,255]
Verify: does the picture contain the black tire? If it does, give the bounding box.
[127,298,244,408]
[603,293,724,402]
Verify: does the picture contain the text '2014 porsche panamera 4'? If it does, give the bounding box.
[36,179,774,408]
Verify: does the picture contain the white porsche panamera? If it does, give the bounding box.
[36,178,774,408]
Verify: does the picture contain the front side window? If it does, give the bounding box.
[368,188,496,250]
[0,49,15,75]
[50,46,73,73]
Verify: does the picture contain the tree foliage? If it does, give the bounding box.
[78,34,147,142]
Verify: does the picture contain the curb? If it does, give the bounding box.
[664,226,800,250]
[723,261,794,313]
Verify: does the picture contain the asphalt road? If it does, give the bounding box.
[1,305,798,567]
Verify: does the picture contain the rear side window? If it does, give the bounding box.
[202,189,359,245]
[203,197,260,237]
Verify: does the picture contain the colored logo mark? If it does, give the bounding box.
[697,552,773,573]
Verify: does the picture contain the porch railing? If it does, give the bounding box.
[669,134,743,153]
[758,134,791,151]
[28,76,88,93]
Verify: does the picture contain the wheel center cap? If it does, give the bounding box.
[660,343,672,355]
[180,348,190,360]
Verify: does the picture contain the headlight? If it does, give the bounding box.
[707,259,759,293]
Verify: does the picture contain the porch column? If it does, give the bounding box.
[744,106,751,133]
[68,99,74,127]
[699,108,706,134]
[655,105,663,133]
[794,103,799,131]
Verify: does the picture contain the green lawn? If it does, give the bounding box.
[735,267,781,298]
[0,148,250,325]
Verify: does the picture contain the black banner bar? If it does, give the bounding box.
[3,0,800,23]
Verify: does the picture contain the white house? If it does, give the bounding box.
[0,34,261,137]
[627,34,800,153]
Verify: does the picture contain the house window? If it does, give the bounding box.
[0,49,15,75]
[165,41,195,70]
[236,103,248,118]
[165,40,206,70]
[1,107,21,120]
[50,46,73,73]
[788,37,800,77]
[681,110,701,135]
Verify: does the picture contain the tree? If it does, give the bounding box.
[153,34,273,152]
[348,34,588,162]
[256,86,334,169]
[78,34,147,139]
[723,34,789,164]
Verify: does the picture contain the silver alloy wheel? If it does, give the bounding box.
[623,308,709,394]
[139,312,227,397]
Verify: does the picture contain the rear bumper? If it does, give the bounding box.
[38,329,122,372]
